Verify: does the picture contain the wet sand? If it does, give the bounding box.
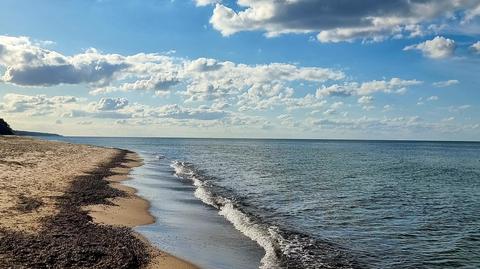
[0,136,198,269]
[85,151,198,269]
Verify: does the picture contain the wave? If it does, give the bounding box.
[170,160,364,269]
[171,161,280,268]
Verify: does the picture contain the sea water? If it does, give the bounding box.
[51,138,480,269]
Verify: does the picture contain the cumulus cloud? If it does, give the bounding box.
[358,96,375,110]
[0,93,231,123]
[194,0,219,7]
[0,33,361,125]
[65,110,132,119]
[308,115,427,131]
[0,93,135,119]
[0,36,185,88]
[89,57,345,102]
[90,74,180,95]
[404,36,456,59]
[186,57,223,72]
[0,36,350,117]
[150,104,228,120]
[0,36,345,107]
[358,96,373,105]
[204,0,480,42]
[0,93,79,116]
[418,96,438,105]
[0,36,129,86]
[323,101,344,115]
[316,78,422,98]
[4,35,468,136]
[471,41,480,53]
[181,60,345,108]
[95,97,129,111]
[433,79,459,88]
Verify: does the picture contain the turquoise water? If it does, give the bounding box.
[52,138,480,268]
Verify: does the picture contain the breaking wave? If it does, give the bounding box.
[170,160,363,269]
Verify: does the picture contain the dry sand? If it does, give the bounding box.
[0,136,198,269]
[0,136,118,233]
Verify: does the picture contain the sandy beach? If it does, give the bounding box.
[0,136,198,269]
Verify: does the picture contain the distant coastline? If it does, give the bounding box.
[14,130,62,137]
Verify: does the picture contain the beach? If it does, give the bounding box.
[53,137,479,269]
[2,136,479,269]
[0,136,197,269]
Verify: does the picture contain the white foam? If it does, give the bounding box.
[218,201,282,269]
[171,161,216,207]
[170,160,282,269]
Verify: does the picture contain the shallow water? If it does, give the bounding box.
[52,137,480,269]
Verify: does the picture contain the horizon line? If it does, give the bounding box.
[58,135,480,143]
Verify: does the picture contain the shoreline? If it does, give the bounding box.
[86,150,200,269]
[0,136,198,269]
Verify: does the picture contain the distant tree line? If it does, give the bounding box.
[0,118,14,135]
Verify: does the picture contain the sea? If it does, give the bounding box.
[46,137,480,269]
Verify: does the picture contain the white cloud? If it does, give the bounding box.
[0,35,348,115]
[186,57,223,72]
[0,93,135,120]
[204,1,480,43]
[442,117,455,122]
[95,97,129,111]
[404,36,456,59]
[150,104,228,120]
[0,93,235,123]
[471,41,480,54]
[91,74,179,95]
[0,36,183,88]
[316,78,422,98]
[0,93,79,116]
[306,115,453,134]
[194,0,219,7]
[358,96,375,110]
[433,79,459,88]
[331,101,344,109]
[358,96,373,105]
[0,36,129,86]
[2,35,474,138]
[427,95,439,101]
[181,60,344,108]
[464,4,480,23]
[448,104,471,112]
[63,109,133,119]
[308,116,425,131]
[322,101,344,115]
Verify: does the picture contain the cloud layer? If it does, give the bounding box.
[0,35,476,138]
[200,0,480,42]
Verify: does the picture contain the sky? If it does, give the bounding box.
[0,0,479,140]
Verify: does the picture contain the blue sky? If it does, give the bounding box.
[0,0,479,140]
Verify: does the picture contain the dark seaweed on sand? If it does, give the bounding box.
[0,150,151,269]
